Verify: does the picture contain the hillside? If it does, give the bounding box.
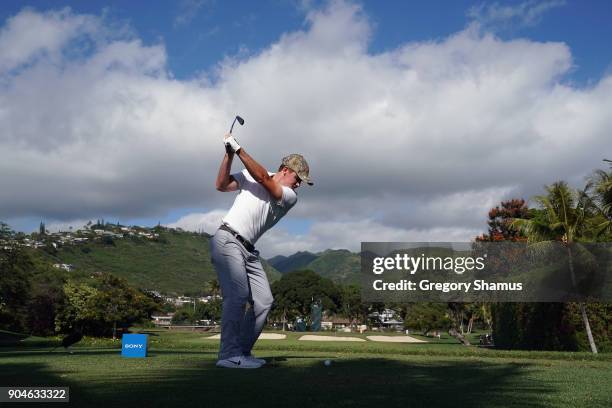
[268,251,318,273]
[306,249,361,284]
[268,249,361,284]
[36,229,281,294]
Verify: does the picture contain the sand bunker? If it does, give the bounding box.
[204,333,287,340]
[298,335,366,342]
[366,335,426,343]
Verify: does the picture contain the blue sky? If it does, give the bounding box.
[1,1,611,256]
[1,0,610,82]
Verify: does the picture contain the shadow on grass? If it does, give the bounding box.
[0,349,220,358]
[0,352,558,408]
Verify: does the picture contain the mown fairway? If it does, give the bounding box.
[1,330,611,407]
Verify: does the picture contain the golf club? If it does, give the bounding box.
[229,115,245,134]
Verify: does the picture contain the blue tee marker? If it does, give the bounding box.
[121,334,148,358]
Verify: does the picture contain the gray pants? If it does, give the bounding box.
[210,229,273,360]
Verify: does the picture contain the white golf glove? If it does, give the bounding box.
[224,134,241,153]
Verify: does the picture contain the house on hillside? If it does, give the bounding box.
[53,263,75,272]
[198,295,221,303]
[166,296,194,307]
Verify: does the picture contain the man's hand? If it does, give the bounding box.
[224,133,241,153]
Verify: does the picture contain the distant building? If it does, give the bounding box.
[321,315,352,331]
[151,314,174,326]
[369,309,404,331]
[53,263,75,272]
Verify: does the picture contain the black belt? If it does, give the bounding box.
[219,224,255,252]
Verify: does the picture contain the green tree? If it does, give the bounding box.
[479,302,493,332]
[491,303,523,349]
[27,280,65,336]
[271,270,341,326]
[512,181,599,353]
[55,274,160,337]
[339,284,369,326]
[0,221,15,240]
[206,278,221,297]
[101,235,115,246]
[92,273,159,338]
[464,302,483,334]
[492,303,583,351]
[0,247,32,332]
[193,299,222,322]
[55,281,99,333]
[171,308,193,324]
[404,303,451,336]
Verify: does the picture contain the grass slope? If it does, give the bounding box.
[36,230,281,293]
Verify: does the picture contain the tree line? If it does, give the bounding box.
[480,160,612,353]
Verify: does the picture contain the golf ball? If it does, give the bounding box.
[324,359,331,367]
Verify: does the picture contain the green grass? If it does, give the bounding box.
[0,329,28,345]
[1,330,610,407]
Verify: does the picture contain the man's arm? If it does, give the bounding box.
[215,150,239,192]
[236,148,283,201]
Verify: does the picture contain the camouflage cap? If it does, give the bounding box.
[281,154,313,185]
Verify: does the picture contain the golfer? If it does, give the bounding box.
[211,132,312,368]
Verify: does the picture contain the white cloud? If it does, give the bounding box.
[1,1,611,255]
[257,219,481,257]
[174,0,211,28]
[467,1,566,30]
[165,210,226,233]
[0,8,100,73]
[45,219,92,233]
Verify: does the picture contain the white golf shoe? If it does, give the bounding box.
[216,355,263,369]
[244,354,266,365]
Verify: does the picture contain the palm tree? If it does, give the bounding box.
[588,159,612,238]
[480,303,493,332]
[512,181,598,354]
[207,278,221,297]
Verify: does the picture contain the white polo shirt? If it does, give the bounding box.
[222,169,297,244]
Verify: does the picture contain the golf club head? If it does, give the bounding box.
[229,115,245,133]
